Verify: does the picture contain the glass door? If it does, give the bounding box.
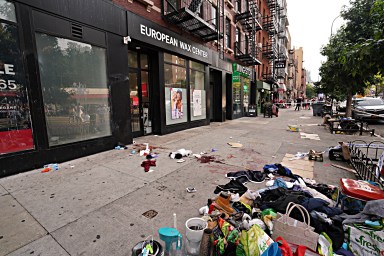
[128,50,152,137]
[129,71,141,136]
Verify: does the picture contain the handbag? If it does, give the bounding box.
[271,202,319,251]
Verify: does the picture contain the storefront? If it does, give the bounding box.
[0,0,131,176]
[256,80,271,115]
[127,13,211,135]
[228,63,251,119]
[0,0,216,176]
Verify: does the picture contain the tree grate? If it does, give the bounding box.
[142,210,158,219]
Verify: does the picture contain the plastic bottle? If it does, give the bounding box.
[44,163,59,170]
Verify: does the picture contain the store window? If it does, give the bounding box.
[164,53,187,125]
[190,61,206,121]
[35,33,111,146]
[0,0,34,154]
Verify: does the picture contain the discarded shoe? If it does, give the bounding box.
[308,149,324,162]
[232,201,251,214]
[214,192,235,214]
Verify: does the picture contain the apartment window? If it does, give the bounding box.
[211,6,217,28]
[197,3,204,18]
[236,0,241,13]
[245,35,249,54]
[36,33,111,146]
[225,18,231,48]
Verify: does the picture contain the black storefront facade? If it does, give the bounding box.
[127,13,212,135]
[0,0,229,177]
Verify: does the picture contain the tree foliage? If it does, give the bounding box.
[305,83,316,99]
[319,0,384,116]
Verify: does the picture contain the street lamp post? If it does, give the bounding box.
[331,15,341,37]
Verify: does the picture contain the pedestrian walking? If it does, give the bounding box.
[295,96,302,111]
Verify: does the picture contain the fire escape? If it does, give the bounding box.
[234,0,263,66]
[161,0,224,41]
[262,0,279,83]
[276,3,288,80]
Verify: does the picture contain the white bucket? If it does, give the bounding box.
[185,218,207,242]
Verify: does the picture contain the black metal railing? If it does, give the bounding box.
[262,72,277,82]
[263,15,278,35]
[262,43,278,59]
[234,41,262,66]
[162,0,223,41]
[234,0,262,32]
[349,141,384,186]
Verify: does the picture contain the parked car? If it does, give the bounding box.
[352,97,384,120]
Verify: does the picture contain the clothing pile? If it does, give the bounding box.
[197,163,384,256]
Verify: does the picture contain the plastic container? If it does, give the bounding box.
[185,218,208,255]
[312,102,324,116]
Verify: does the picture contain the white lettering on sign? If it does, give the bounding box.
[0,63,18,90]
[139,24,208,59]
[0,64,15,75]
[140,24,178,47]
[236,64,251,76]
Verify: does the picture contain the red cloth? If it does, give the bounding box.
[141,160,156,172]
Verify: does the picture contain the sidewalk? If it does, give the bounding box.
[0,108,380,256]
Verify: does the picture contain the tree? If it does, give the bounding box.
[305,83,316,99]
[319,0,384,116]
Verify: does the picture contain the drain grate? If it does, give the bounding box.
[142,210,158,219]
[157,186,167,191]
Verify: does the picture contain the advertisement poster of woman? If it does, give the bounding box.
[192,89,202,116]
[171,88,183,119]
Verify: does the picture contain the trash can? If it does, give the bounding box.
[248,105,257,117]
[312,102,324,116]
[322,104,332,117]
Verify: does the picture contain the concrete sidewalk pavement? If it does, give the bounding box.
[0,108,380,256]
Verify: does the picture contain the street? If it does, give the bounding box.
[0,108,382,256]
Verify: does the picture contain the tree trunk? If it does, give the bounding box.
[345,90,353,117]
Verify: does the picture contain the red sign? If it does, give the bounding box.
[0,129,34,154]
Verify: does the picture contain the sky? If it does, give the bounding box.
[286,0,350,82]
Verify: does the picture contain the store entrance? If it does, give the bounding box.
[128,50,152,137]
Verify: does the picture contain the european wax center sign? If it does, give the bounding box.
[140,24,208,59]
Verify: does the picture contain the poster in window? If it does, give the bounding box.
[0,21,34,154]
[170,88,183,119]
[193,89,202,116]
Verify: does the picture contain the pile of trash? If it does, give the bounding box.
[188,162,384,256]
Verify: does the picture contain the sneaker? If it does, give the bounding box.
[239,191,254,207]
